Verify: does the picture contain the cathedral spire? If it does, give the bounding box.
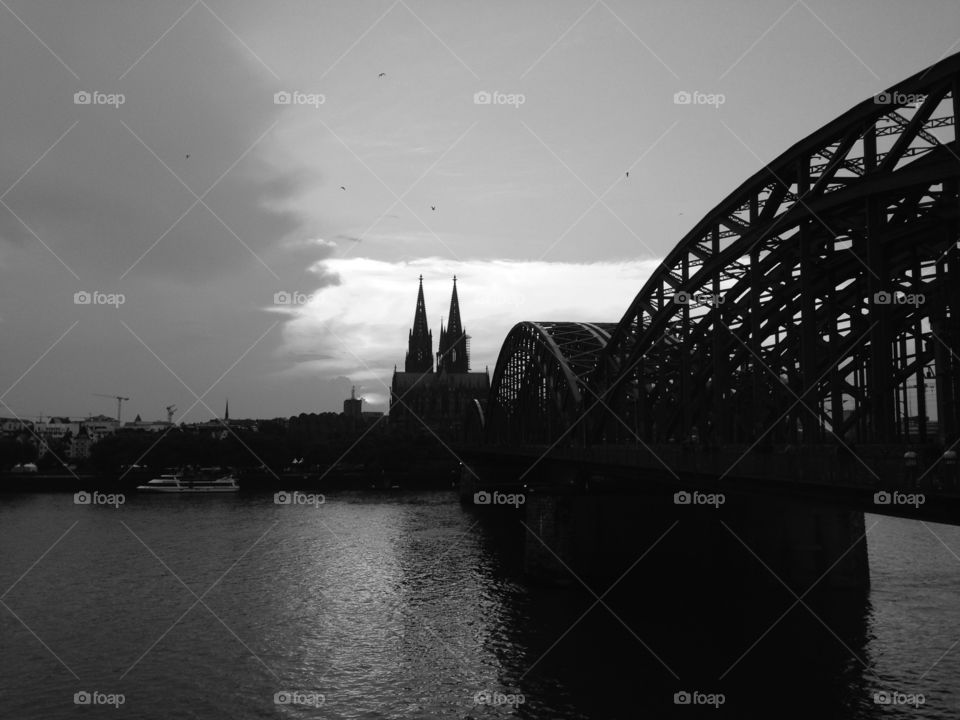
[404,275,433,372]
[437,276,469,373]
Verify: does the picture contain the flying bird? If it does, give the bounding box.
[378,72,386,78]
[625,171,629,178]
[430,205,436,211]
[340,186,346,191]
[186,154,190,159]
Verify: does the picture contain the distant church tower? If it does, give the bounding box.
[404,275,434,372]
[437,276,469,373]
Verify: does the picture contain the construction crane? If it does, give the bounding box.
[166,405,177,424]
[93,394,130,423]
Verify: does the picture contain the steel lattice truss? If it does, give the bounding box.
[488,53,960,448]
[487,322,618,444]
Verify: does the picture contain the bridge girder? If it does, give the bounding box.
[589,53,960,447]
[487,322,617,444]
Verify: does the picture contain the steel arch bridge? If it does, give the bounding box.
[487,322,618,444]
[487,52,960,449]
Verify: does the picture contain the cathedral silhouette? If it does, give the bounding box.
[390,276,490,439]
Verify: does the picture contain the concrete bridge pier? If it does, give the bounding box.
[520,487,870,596]
[722,495,870,594]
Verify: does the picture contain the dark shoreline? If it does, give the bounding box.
[0,462,459,494]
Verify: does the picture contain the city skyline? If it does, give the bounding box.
[1,1,959,421]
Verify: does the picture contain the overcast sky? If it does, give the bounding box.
[1,1,958,421]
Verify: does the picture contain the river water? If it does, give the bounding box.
[0,491,958,719]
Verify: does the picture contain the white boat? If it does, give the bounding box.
[137,471,239,493]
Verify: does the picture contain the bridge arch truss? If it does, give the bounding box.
[487,322,618,444]
[590,54,960,447]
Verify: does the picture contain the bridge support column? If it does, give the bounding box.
[722,498,870,594]
[520,487,870,594]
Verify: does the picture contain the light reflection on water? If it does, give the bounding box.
[0,494,956,719]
